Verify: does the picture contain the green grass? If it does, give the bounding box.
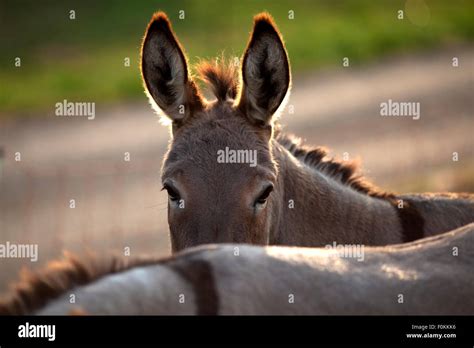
[1,0,473,114]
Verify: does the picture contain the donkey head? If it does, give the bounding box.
[141,12,290,252]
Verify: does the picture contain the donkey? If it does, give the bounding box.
[141,12,474,252]
[1,223,473,315]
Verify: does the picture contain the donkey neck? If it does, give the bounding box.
[270,141,403,246]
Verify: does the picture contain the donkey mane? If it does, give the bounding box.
[0,252,166,315]
[275,132,394,199]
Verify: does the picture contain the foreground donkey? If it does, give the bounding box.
[1,223,473,315]
[141,12,474,251]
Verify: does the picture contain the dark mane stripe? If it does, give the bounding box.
[395,199,425,242]
[169,259,219,315]
[275,132,394,199]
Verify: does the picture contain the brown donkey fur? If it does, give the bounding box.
[140,12,474,252]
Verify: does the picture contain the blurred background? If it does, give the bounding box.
[0,0,473,293]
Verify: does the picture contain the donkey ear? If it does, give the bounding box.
[141,12,203,123]
[238,13,291,126]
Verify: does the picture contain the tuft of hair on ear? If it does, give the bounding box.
[146,11,173,33]
[196,56,239,102]
[251,12,283,37]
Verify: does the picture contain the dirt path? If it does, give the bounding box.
[0,46,473,293]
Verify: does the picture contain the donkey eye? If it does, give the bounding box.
[255,184,274,207]
[162,184,180,202]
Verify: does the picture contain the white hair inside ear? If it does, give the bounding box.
[144,87,173,126]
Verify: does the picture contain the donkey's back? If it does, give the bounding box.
[2,223,473,315]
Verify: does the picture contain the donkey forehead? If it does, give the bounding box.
[162,146,276,182]
[168,113,274,158]
[163,165,275,201]
[163,157,276,180]
[163,125,276,181]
